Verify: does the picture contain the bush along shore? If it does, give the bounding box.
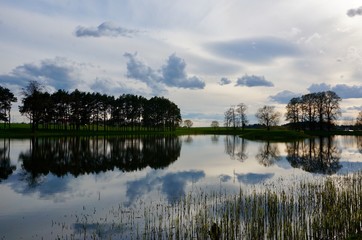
[51,172,362,239]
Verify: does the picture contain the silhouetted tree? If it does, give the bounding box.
[286,91,341,131]
[211,121,219,128]
[19,81,48,132]
[51,89,71,130]
[143,96,181,131]
[0,86,17,128]
[224,103,248,129]
[356,111,362,130]
[16,83,181,132]
[285,97,302,130]
[224,107,236,128]
[184,120,193,128]
[255,105,281,130]
[236,103,248,130]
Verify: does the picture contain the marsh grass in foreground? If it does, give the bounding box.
[51,172,362,240]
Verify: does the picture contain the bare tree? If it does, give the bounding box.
[211,120,219,128]
[183,119,193,128]
[236,103,248,130]
[255,105,281,130]
[224,107,235,128]
[356,111,362,130]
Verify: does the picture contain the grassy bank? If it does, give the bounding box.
[1,123,361,139]
[239,129,310,141]
[0,124,246,138]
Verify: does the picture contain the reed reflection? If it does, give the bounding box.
[286,137,342,174]
[19,136,182,183]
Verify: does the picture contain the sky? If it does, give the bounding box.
[1,0,362,126]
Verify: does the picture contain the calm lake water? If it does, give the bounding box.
[1,135,362,239]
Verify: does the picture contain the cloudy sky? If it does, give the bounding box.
[1,0,362,126]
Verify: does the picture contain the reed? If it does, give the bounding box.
[51,172,362,239]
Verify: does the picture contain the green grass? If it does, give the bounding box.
[2,123,362,140]
[239,129,311,142]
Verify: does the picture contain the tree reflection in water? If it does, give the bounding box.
[19,136,182,186]
[286,137,341,174]
[357,136,362,154]
[256,141,281,167]
[0,138,15,181]
[224,135,248,161]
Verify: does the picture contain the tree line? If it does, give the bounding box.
[1,81,360,132]
[224,90,344,131]
[285,91,341,130]
[0,81,182,132]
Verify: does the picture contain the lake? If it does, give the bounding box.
[0,135,362,239]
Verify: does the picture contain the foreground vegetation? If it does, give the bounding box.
[50,172,362,239]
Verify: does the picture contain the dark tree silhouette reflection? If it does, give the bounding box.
[224,135,248,161]
[256,141,281,167]
[357,136,362,154]
[286,137,341,174]
[0,138,15,181]
[19,136,182,185]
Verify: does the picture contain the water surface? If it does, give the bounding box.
[0,135,361,239]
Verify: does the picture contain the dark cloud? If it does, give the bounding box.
[207,37,300,63]
[75,22,139,38]
[332,84,362,98]
[9,172,72,202]
[124,52,205,94]
[235,74,274,87]
[307,83,331,92]
[219,174,231,182]
[218,77,232,86]
[269,90,301,104]
[161,171,205,202]
[123,52,165,95]
[347,6,362,17]
[161,54,205,89]
[0,58,76,90]
[347,106,362,111]
[308,83,362,99]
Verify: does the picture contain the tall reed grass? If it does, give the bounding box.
[52,172,362,239]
